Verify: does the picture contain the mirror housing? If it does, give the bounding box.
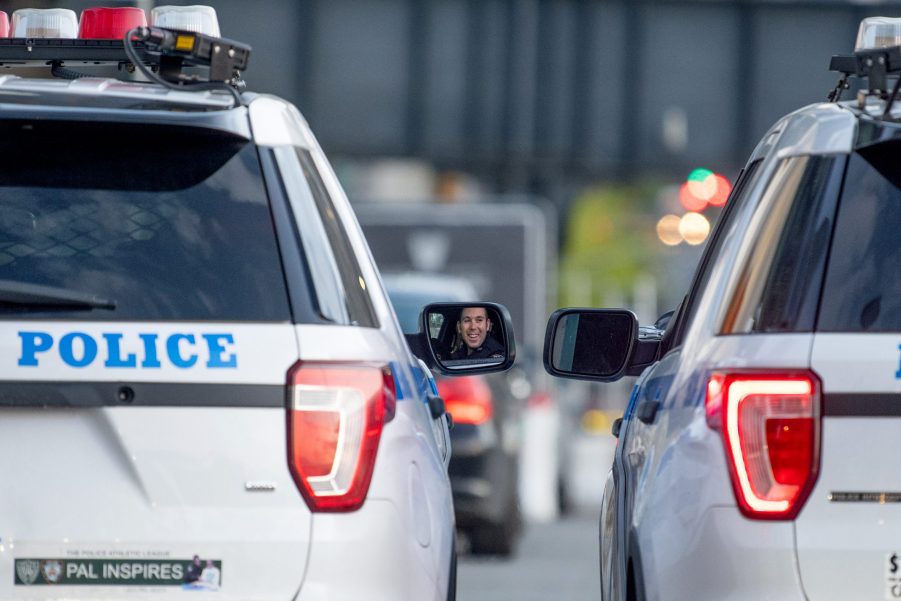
[405,302,516,376]
[543,308,640,382]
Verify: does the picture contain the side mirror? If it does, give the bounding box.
[543,309,637,381]
[416,302,516,375]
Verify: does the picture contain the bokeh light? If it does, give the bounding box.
[679,212,711,245]
[687,173,717,202]
[708,174,732,206]
[680,168,732,211]
[656,214,683,246]
[679,182,708,211]
[687,168,714,183]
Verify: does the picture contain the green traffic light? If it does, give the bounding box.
[688,168,714,183]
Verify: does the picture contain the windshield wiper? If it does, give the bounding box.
[0,279,116,310]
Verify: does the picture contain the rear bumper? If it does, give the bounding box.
[297,499,447,601]
[640,506,805,601]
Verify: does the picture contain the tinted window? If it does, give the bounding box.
[0,121,291,321]
[273,148,379,327]
[818,142,901,332]
[274,147,349,324]
[721,155,842,333]
[298,151,378,328]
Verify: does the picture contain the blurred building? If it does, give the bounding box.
[8,0,892,194]
[206,0,890,196]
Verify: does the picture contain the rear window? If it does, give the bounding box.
[0,120,291,322]
[818,140,901,332]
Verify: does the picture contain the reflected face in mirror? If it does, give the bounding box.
[422,301,514,374]
[458,307,490,351]
[425,304,507,370]
[449,306,504,361]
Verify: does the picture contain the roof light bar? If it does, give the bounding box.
[0,4,249,102]
[150,5,220,37]
[10,8,78,39]
[829,17,901,115]
[856,17,901,52]
[79,7,147,40]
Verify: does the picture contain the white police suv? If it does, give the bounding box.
[0,6,515,601]
[543,17,901,601]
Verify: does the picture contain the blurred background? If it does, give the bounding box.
[6,0,898,597]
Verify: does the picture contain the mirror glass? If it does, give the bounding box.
[551,312,633,377]
[427,305,507,371]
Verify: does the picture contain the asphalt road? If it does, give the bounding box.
[458,513,601,601]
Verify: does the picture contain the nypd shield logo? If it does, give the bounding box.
[15,560,40,585]
[41,560,64,584]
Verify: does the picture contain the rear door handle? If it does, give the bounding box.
[427,393,446,419]
[611,417,623,438]
[636,400,660,424]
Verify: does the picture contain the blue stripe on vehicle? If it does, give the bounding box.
[389,361,409,401]
[406,360,437,402]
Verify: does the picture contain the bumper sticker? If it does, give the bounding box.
[14,556,221,590]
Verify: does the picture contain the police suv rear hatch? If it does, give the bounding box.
[796,136,901,600]
[0,110,311,601]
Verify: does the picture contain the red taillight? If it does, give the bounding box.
[0,12,9,38]
[437,375,493,425]
[79,7,147,40]
[287,362,396,512]
[706,371,821,520]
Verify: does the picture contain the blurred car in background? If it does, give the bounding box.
[385,272,523,555]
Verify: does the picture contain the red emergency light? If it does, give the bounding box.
[79,7,146,40]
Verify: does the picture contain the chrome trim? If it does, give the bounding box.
[247,95,315,148]
[828,491,901,503]
[0,76,236,108]
[244,481,277,492]
[773,103,857,158]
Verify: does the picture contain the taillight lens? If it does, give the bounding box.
[79,7,147,40]
[437,375,493,425]
[706,371,821,520]
[150,5,221,37]
[10,8,78,38]
[0,12,9,38]
[287,362,396,512]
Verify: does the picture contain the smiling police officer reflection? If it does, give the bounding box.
[449,307,504,360]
